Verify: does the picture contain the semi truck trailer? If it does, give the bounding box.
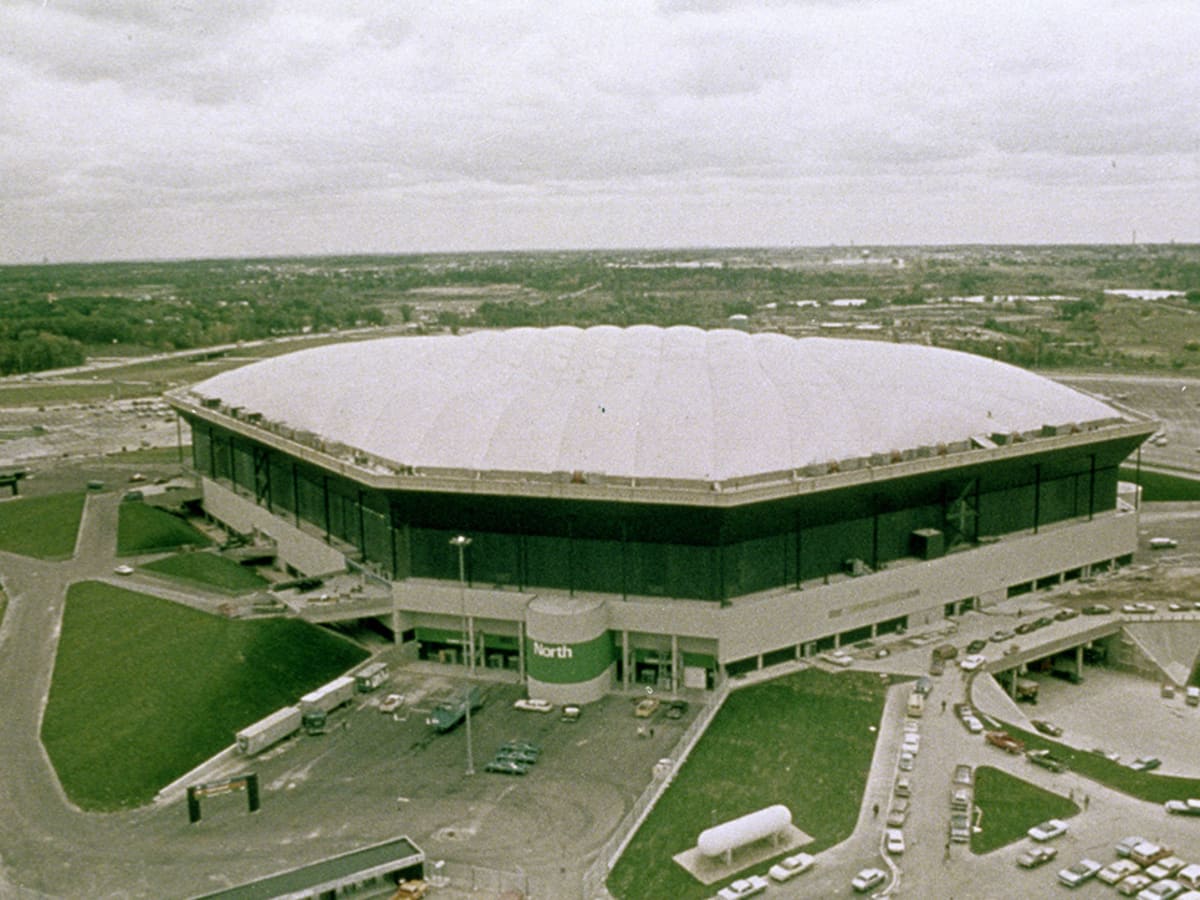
[236,705,302,755]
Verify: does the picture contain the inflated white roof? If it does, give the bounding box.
[190,326,1119,482]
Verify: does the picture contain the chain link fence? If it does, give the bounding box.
[579,677,733,900]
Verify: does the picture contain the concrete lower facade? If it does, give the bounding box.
[202,476,1142,705]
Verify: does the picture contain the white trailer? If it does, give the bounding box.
[300,675,356,715]
[236,705,302,755]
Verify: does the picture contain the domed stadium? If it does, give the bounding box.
[169,326,1155,702]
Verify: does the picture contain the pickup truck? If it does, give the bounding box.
[426,686,483,733]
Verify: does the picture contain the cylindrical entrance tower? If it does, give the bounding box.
[524,596,613,705]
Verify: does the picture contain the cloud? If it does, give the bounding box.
[0,0,1197,261]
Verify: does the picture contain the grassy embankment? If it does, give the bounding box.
[608,668,888,900]
[140,551,269,594]
[42,581,366,810]
[117,501,210,556]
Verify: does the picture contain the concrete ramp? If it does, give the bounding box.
[1122,622,1200,686]
[971,673,1031,726]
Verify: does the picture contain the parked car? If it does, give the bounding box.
[961,715,984,734]
[483,759,528,776]
[949,813,971,843]
[767,852,815,883]
[1130,842,1173,867]
[513,698,554,713]
[953,764,974,786]
[1017,845,1059,868]
[1130,756,1162,772]
[1117,836,1151,858]
[823,650,854,667]
[986,731,1026,754]
[1057,858,1102,887]
[1028,818,1069,841]
[950,786,971,811]
[1082,604,1112,615]
[1149,537,1178,549]
[379,693,405,713]
[898,751,915,772]
[1100,859,1144,885]
[498,739,541,756]
[966,639,988,654]
[1123,602,1157,614]
[1135,878,1185,900]
[1031,719,1063,737]
[665,699,688,719]
[990,629,1015,643]
[1027,749,1068,773]
[885,828,905,854]
[495,747,538,765]
[113,564,134,576]
[886,798,909,827]
[902,733,920,753]
[1165,799,1200,816]
[560,704,582,723]
[1054,607,1080,621]
[851,868,887,893]
[929,655,945,676]
[633,697,660,718]
[1117,874,1154,896]
[716,874,769,900]
[893,776,912,798]
[1145,857,1187,880]
[960,654,987,671]
[914,676,933,695]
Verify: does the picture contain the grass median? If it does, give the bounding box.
[971,765,1079,853]
[42,580,367,810]
[0,491,85,559]
[607,668,889,900]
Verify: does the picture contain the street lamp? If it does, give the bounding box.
[450,534,474,776]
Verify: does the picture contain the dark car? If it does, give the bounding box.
[665,699,689,719]
[1015,621,1037,635]
[1054,608,1080,621]
[966,639,988,654]
[1031,719,1063,737]
[1082,604,1111,615]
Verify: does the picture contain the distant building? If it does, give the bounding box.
[169,326,1154,703]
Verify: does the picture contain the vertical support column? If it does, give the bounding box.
[518,620,526,681]
[1076,644,1084,678]
[291,463,300,528]
[321,475,331,541]
[622,630,630,691]
[1088,453,1097,520]
[357,489,366,558]
[1033,463,1041,534]
[670,634,679,693]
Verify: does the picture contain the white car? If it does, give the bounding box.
[902,720,920,734]
[1123,602,1157,614]
[113,564,134,576]
[1135,879,1184,900]
[1165,799,1200,816]
[1057,858,1102,887]
[898,751,915,772]
[902,733,920,753]
[1099,859,1143,885]
[513,698,554,713]
[852,867,887,893]
[1028,818,1069,841]
[962,715,984,734]
[1149,537,1178,549]
[960,654,987,671]
[823,650,854,667]
[716,874,769,899]
[885,827,905,854]
[378,693,404,713]
[768,852,815,882]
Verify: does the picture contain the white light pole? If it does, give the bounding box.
[450,534,474,775]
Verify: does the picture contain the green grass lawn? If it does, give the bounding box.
[0,491,86,559]
[971,766,1079,854]
[997,720,1200,803]
[1119,467,1200,502]
[41,581,367,810]
[106,446,191,465]
[607,669,889,900]
[117,501,211,555]
[140,550,270,594]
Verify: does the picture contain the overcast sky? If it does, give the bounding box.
[2,1,1197,263]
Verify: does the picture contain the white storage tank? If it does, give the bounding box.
[697,804,792,858]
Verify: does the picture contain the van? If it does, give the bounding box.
[906,692,925,718]
[1187,686,1200,707]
